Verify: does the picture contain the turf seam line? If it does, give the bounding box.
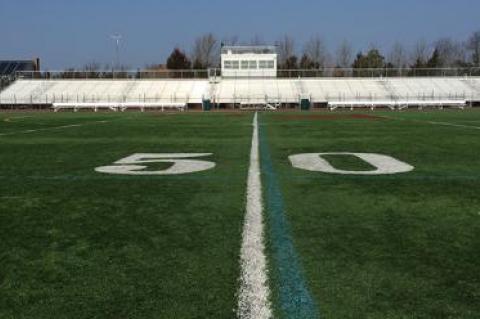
[259,118,319,319]
[237,112,272,319]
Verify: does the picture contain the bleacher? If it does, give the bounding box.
[0,77,479,110]
[0,79,209,110]
[214,79,299,104]
[213,77,480,109]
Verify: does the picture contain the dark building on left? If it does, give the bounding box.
[0,58,40,76]
[0,58,40,90]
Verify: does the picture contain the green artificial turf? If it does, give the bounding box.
[261,110,480,319]
[2,109,480,319]
[0,112,253,318]
[321,154,377,172]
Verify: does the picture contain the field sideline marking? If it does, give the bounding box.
[0,120,109,137]
[237,112,272,319]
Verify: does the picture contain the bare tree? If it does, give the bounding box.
[221,35,240,46]
[250,34,265,46]
[191,33,219,69]
[411,39,430,66]
[336,40,353,68]
[467,31,480,66]
[83,61,101,72]
[303,35,330,69]
[434,38,466,67]
[388,42,408,68]
[275,35,296,67]
[80,61,102,78]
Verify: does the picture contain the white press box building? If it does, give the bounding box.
[221,45,277,78]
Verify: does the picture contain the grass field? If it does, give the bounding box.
[0,112,252,318]
[1,110,480,318]
[261,111,480,318]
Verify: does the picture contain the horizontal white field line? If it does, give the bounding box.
[0,120,109,137]
[426,121,480,130]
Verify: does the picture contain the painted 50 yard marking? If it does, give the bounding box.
[93,115,416,318]
[96,152,414,176]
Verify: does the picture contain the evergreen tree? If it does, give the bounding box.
[166,48,192,70]
[352,52,366,68]
[299,54,316,69]
[283,55,298,69]
[366,49,385,68]
[411,57,427,69]
[426,49,442,68]
[192,58,204,70]
[352,49,386,69]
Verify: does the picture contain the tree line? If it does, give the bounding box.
[164,31,480,71]
[51,30,480,77]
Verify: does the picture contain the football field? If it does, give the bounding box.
[0,110,479,318]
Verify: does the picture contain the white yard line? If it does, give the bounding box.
[426,121,480,130]
[237,112,272,319]
[3,116,32,122]
[0,120,109,136]
[382,115,480,130]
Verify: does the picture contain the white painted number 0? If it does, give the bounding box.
[289,152,414,175]
[95,153,216,175]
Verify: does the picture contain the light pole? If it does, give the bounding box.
[110,34,122,71]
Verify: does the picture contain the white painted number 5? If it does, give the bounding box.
[95,153,216,175]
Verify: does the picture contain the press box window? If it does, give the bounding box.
[224,61,239,69]
[259,60,275,69]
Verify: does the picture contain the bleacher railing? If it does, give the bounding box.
[15,70,211,80]
[14,67,480,80]
[276,67,480,78]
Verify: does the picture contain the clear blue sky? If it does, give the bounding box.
[1,0,479,70]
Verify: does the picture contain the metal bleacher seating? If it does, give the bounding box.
[0,79,209,111]
[0,76,479,110]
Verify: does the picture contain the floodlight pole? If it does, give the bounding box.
[110,34,122,72]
